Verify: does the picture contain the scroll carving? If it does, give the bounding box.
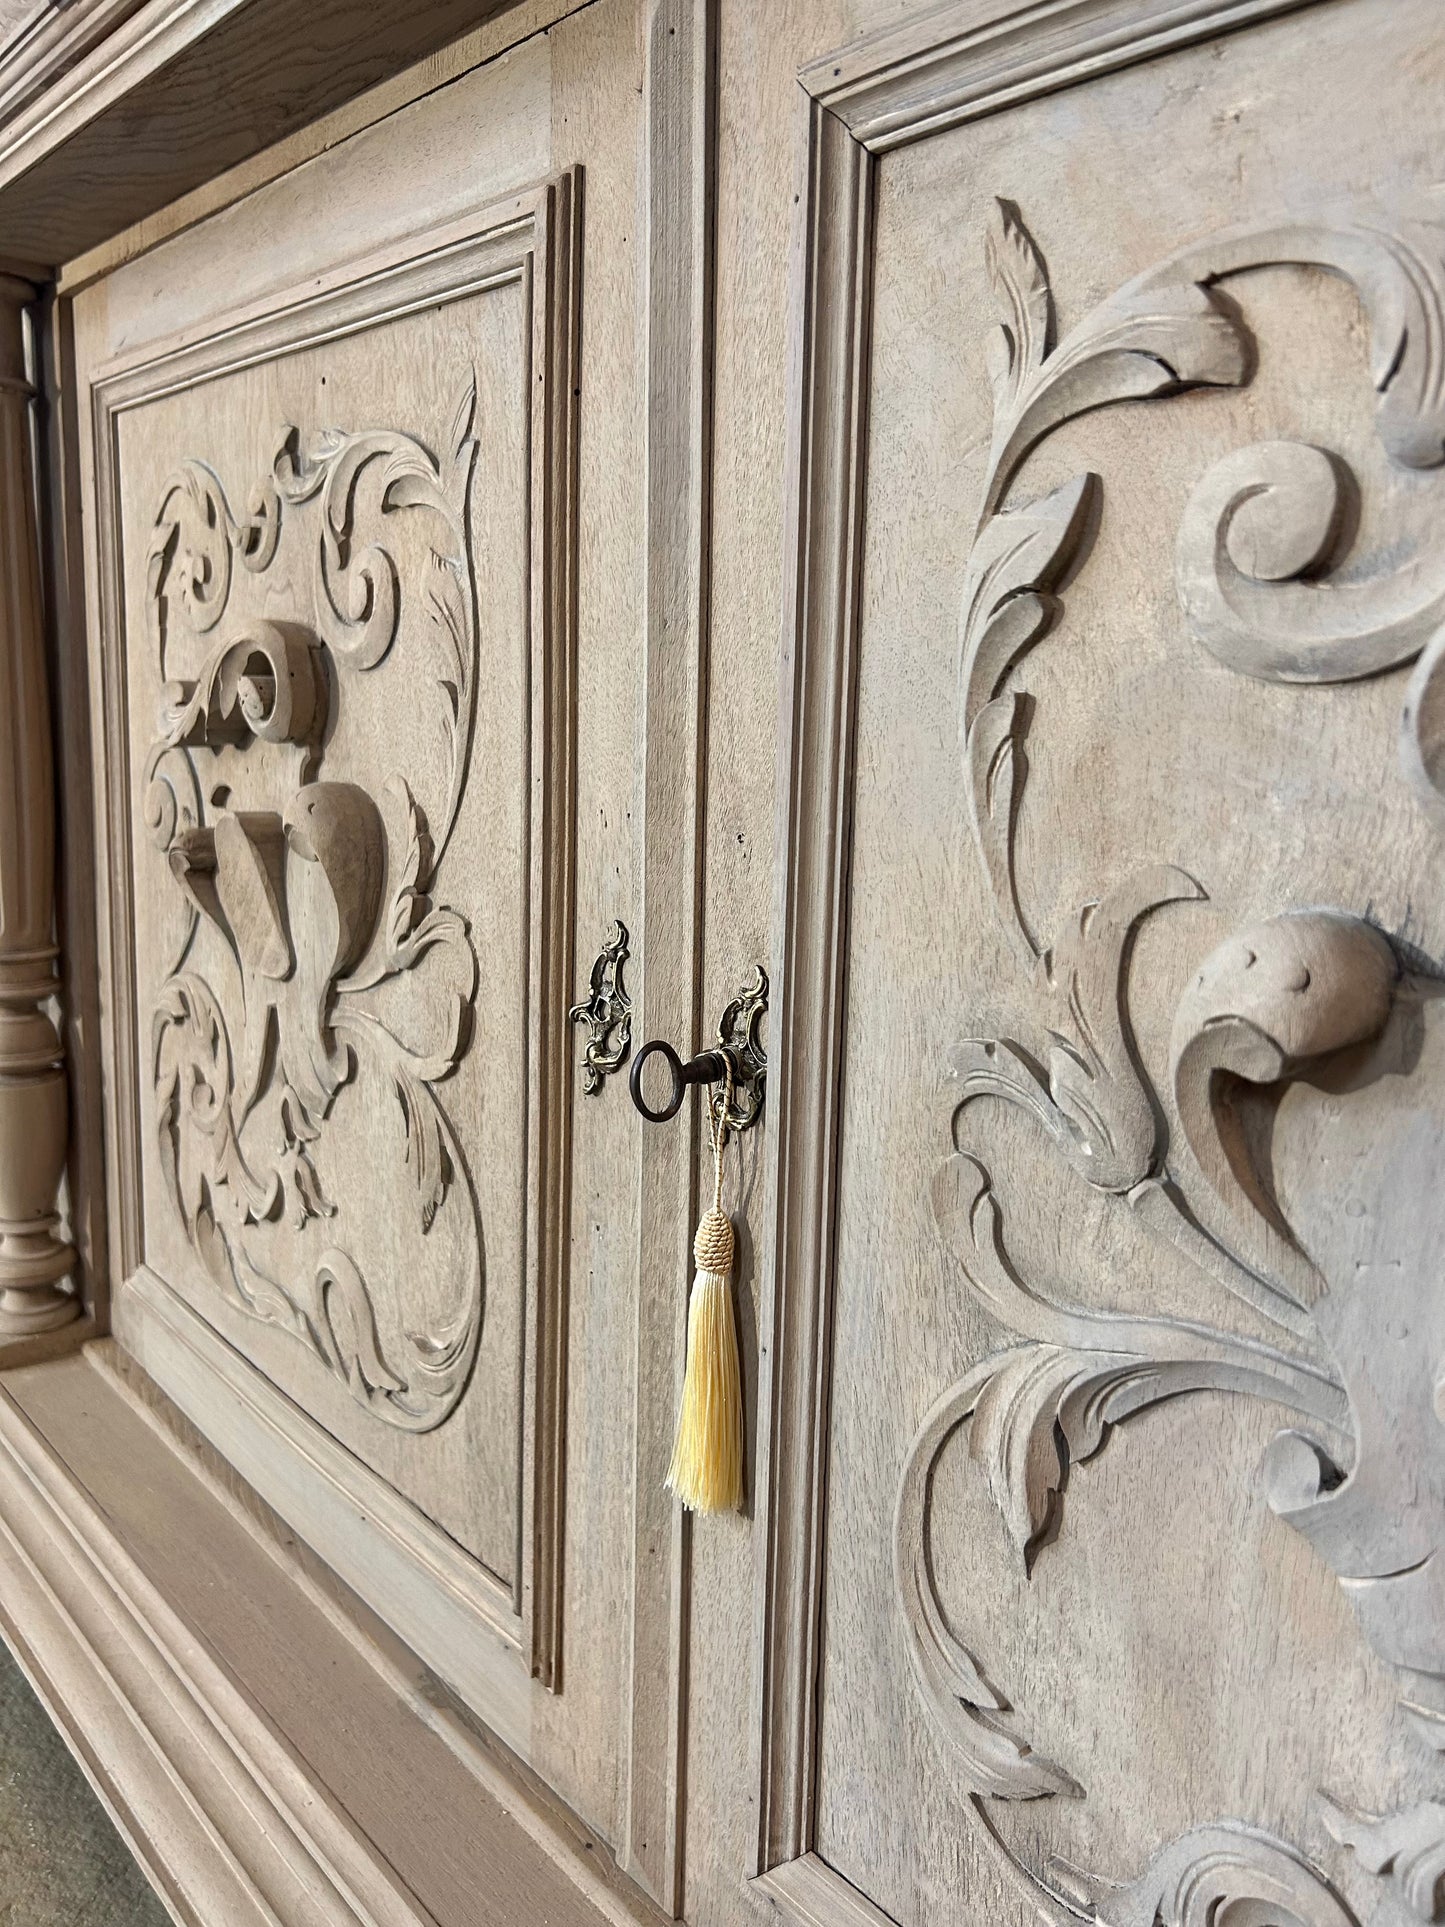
[897,189,1445,1927]
[143,383,484,1432]
[1061,1824,1359,1927]
[1320,1802,1445,1923]
[962,196,1445,963]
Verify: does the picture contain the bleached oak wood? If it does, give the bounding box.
[755,1856,902,1927]
[82,165,581,1741]
[53,0,585,298]
[751,93,871,1881]
[82,1338,666,1927]
[115,1262,533,1747]
[0,0,151,134]
[0,1367,437,1926]
[36,283,109,1340]
[61,0,662,1883]
[11,3,1443,1926]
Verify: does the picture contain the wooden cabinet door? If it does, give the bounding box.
[71,0,647,1842]
[746,3,1445,1926]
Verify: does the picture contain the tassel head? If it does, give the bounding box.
[693,1207,734,1275]
[666,1207,744,1513]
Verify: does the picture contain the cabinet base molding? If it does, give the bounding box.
[112,1263,533,1759]
[0,1346,655,1927]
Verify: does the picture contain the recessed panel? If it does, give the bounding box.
[88,181,578,1689]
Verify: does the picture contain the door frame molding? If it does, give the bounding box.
[619,0,718,1914]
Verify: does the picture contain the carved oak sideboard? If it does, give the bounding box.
[0,3,1440,1927]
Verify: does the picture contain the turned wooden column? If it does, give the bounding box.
[0,275,75,1338]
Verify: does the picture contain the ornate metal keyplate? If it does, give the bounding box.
[713,965,768,1133]
[569,920,633,1094]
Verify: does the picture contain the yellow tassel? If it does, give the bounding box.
[665,1207,743,1513]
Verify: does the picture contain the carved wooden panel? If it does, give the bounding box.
[82,172,579,1704]
[761,3,1445,1926]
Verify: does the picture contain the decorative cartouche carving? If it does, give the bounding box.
[897,193,1445,1926]
[144,382,484,1431]
[569,919,632,1094]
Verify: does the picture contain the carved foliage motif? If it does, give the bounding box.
[144,385,484,1432]
[896,195,1445,1924]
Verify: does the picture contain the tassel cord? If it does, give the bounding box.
[708,1054,733,1215]
[665,1054,745,1513]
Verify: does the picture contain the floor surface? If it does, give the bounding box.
[0,1636,170,1925]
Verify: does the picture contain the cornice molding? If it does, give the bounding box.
[0,0,525,266]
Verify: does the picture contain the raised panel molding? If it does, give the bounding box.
[86,172,580,1734]
[756,3,1420,1925]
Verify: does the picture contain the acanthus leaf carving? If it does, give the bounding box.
[961,195,1254,958]
[978,195,1251,526]
[899,184,1445,1927]
[146,459,281,664]
[894,1354,1080,1802]
[983,196,1053,422]
[896,1151,1348,1803]
[947,864,1205,1193]
[1400,624,1445,823]
[1167,214,1445,473]
[961,472,1095,961]
[960,197,1445,965]
[1163,212,1445,684]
